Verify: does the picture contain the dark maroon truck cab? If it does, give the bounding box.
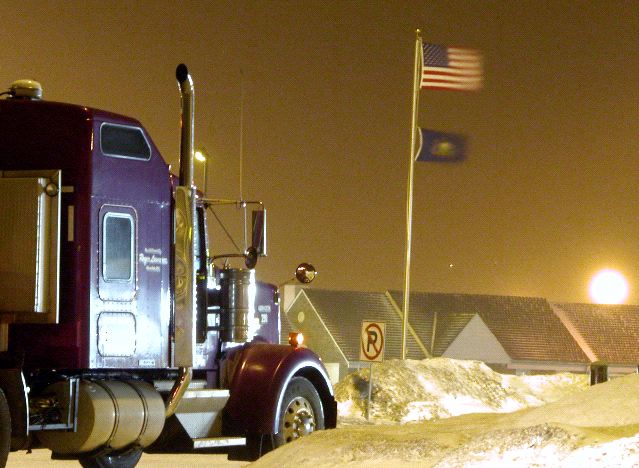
[0,70,335,467]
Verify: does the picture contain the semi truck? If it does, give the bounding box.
[0,64,336,467]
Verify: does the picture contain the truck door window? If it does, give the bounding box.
[103,213,134,281]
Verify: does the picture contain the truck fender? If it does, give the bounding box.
[223,343,337,435]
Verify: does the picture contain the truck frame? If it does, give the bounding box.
[0,64,336,467]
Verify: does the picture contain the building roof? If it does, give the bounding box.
[287,288,639,367]
[296,289,426,361]
[553,303,639,365]
[388,291,590,363]
[280,308,294,345]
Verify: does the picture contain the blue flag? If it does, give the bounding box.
[415,128,467,162]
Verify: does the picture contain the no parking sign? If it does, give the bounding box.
[359,321,385,362]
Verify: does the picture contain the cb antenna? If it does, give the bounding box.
[239,68,245,201]
[239,68,248,249]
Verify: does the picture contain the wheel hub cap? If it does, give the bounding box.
[282,396,316,443]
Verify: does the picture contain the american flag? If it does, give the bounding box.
[421,43,483,91]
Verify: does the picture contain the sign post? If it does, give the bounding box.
[360,321,385,420]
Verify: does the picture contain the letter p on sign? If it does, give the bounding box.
[360,321,385,362]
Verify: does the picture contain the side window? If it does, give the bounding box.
[100,123,152,161]
[103,213,134,281]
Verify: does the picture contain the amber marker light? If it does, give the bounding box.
[289,332,304,348]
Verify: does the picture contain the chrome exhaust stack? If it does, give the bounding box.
[176,64,195,188]
[169,64,197,415]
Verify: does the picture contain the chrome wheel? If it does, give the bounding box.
[282,395,316,442]
[274,376,325,448]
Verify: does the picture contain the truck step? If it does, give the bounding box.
[192,436,246,449]
[181,388,230,399]
[173,388,231,439]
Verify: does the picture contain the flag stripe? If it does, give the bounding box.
[423,77,482,85]
[421,43,483,91]
[421,83,482,91]
[423,68,483,78]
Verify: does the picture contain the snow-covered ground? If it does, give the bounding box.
[252,358,639,467]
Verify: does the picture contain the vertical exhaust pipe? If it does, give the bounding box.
[176,64,195,187]
[168,64,196,414]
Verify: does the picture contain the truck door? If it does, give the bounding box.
[93,199,170,369]
[95,205,138,364]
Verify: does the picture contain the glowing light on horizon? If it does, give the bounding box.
[589,269,629,304]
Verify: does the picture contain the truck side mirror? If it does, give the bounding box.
[295,263,317,284]
[245,246,258,269]
[251,209,267,257]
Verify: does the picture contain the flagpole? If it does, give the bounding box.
[402,29,422,360]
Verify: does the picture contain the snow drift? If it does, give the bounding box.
[335,358,587,423]
[251,358,639,467]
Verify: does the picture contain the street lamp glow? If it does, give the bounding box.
[194,149,206,162]
[589,269,629,304]
[194,148,208,195]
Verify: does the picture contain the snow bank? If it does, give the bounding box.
[516,371,639,428]
[251,358,639,467]
[335,358,587,423]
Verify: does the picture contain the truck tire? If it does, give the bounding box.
[273,376,324,447]
[79,446,143,468]
[230,377,325,461]
[0,389,9,468]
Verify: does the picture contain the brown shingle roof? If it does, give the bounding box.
[301,289,426,361]
[553,303,639,365]
[389,291,589,363]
